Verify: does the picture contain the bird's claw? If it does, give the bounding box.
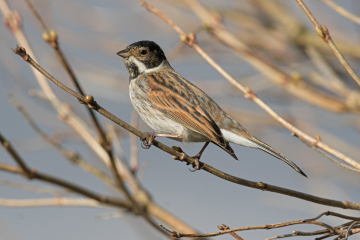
[189,158,204,172]
[172,146,204,172]
[141,141,151,149]
[140,133,156,149]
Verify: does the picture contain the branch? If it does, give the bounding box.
[129,110,139,171]
[157,219,333,238]
[303,211,360,222]
[157,212,360,239]
[24,0,108,147]
[295,134,360,173]
[218,224,244,240]
[8,95,117,188]
[0,197,103,208]
[295,0,360,87]
[12,46,360,211]
[252,0,360,59]
[0,161,131,209]
[319,0,360,26]
[0,179,70,194]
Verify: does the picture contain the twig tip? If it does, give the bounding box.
[12,45,29,61]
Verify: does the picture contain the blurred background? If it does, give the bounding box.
[1,0,360,239]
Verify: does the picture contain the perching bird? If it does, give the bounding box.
[117,40,307,177]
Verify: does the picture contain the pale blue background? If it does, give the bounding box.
[1,0,360,239]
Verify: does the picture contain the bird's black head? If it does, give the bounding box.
[117,41,168,80]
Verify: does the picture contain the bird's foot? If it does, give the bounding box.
[188,157,204,172]
[172,146,204,172]
[140,132,156,149]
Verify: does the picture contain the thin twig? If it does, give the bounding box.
[305,46,351,97]
[130,110,139,172]
[154,219,335,238]
[0,180,70,194]
[219,224,244,240]
[295,0,360,87]
[319,0,360,25]
[0,132,33,178]
[253,0,360,59]
[106,136,167,235]
[12,46,360,211]
[8,95,117,188]
[344,221,358,240]
[0,161,131,209]
[0,197,103,208]
[304,211,360,223]
[295,134,360,173]
[24,0,109,148]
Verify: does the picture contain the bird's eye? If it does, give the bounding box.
[140,49,148,55]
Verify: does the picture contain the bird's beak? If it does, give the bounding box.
[117,49,130,58]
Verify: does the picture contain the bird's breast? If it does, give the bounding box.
[129,79,184,136]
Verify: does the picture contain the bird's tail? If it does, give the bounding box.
[250,136,307,177]
[213,141,239,161]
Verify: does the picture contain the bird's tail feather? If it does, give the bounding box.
[250,137,307,178]
[213,141,239,161]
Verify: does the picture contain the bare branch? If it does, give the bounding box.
[155,213,360,239]
[0,180,70,194]
[130,110,139,172]
[218,224,244,240]
[8,95,117,188]
[0,161,131,209]
[304,211,360,222]
[295,134,360,173]
[0,197,103,208]
[154,219,331,238]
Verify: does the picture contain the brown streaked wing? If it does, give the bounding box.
[145,73,224,143]
[145,72,238,160]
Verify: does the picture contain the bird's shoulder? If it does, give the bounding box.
[141,68,215,107]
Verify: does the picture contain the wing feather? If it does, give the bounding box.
[145,72,236,159]
[151,88,218,141]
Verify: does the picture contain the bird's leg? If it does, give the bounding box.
[189,142,210,172]
[141,133,181,149]
[173,142,210,171]
[193,141,210,161]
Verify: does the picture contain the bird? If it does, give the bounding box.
[117,40,307,177]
